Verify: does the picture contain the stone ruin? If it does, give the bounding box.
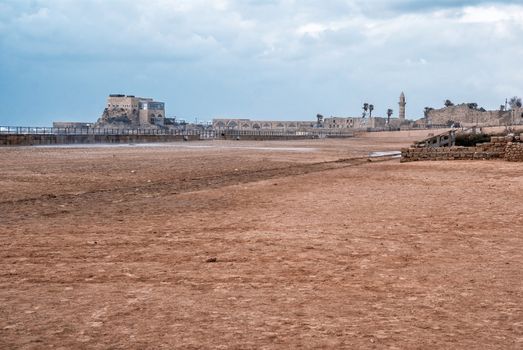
[96,107,140,127]
[401,130,523,162]
[94,94,166,129]
[426,104,523,127]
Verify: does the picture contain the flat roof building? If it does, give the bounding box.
[97,94,166,127]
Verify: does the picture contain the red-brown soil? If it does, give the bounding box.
[1,137,522,349]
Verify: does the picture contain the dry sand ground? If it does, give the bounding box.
[0,135,522,349]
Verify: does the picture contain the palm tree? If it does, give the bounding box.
[316,114,324,127]
[362,103,369,118]
[369,104,374,118]
[509,96,522,109]
[424,107,433,118]
[387,109,393,124]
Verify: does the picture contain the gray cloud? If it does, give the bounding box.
[0,0,522,125]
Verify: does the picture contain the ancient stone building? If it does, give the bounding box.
[401,133,523,162]
[426,104,523,127]
[324,116,377,129]
[399,92,406,121]
[324,117,361,129]
[215,116,397,131]
[213,93,416,131]
[323,116,406,129]
[96,94,166,128]
[324,93,410,129]
[212,119,316,130]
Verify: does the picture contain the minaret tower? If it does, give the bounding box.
[399,92,406,121]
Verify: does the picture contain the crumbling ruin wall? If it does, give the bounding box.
[401,135,522,162]
[505,142,523,162]
[95,107,141,128]
[400,145,504,162]
[427,104,511,126]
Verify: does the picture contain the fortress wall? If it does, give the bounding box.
[107,96,140,109]
[99,95,165,128]
[427,105,509,126]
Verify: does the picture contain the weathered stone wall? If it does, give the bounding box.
[401,134,523,162]
[213,119,316,130]
[0,134,199,146]
[324,117,394,129]
[97,107,141,127]
[330,117,410,129]
[213,117,407,131]
[106,96,141,110]
[401,145,505,162]
[505,142,523,162]
[427,104,513,126]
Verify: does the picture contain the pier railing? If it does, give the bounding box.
[0,126,201,136]
[0,126,353,140]
[2,122,521,138]
[215,129,354,138]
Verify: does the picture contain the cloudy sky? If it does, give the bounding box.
[0,0,522,125]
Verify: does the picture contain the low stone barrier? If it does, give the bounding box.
[505,142,523,162]
[218,133,318,141]
[216,130,353,141]
[401,146,504,162]
[0,134,200,146]
[401,133,523,162]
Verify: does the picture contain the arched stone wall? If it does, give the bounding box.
[212,119,315,130]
